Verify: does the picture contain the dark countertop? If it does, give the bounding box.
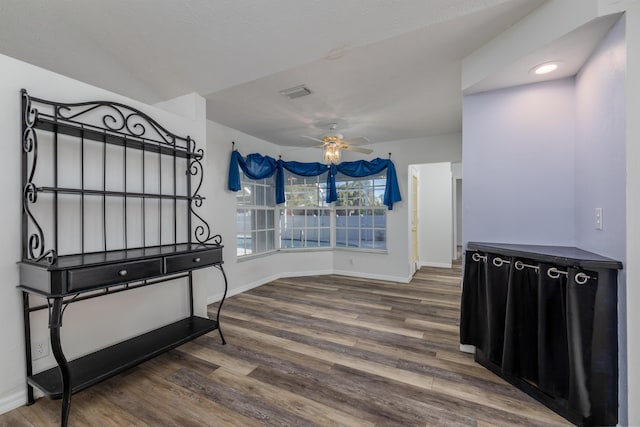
[467,241,623,270]
[20,243,223,270]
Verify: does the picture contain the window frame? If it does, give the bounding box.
[334,173,387,251]
[236,171,388,258]
[235,173,277,258]
[279,174,333,250]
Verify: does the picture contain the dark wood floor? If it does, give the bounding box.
[1,266,570,426]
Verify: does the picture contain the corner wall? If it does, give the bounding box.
[462,78,577,247]
[461,13,629,423]
[204,120,334,301]
[574,16,627,422]
[210,133,462,295]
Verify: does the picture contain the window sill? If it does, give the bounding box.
[279,247,333,254]
[236,250,278,263]
[334,247,388,255]
[236,246,388,262]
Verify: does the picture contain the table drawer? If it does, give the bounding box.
[165,248,222,273]
[67,259,163,292]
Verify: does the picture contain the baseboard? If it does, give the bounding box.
[206,269,408,304]
[332,269,412,284]
[419,261,452,269]
[459,344,475,354]
[206,269,334,305]
[0,387,25,416]
[278,269,335,280]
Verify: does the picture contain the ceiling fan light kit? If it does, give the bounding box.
[323,144,342,164]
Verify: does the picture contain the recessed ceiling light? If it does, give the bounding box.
[531,62,560,75]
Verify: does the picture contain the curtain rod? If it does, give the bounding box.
[471,254,594,284]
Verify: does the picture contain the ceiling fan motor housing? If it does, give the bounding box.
[323,135,342,145]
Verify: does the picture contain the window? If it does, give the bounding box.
[335,173,387,250]
[238,171,387,255]
[236,173,276,257]
[280,174,332,249]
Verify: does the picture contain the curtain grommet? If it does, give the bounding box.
[472,252,486,262]
[575,272,591,285]
[493,257,510,267]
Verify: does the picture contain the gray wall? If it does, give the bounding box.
[461,17,627,422]
[462,77,577,246]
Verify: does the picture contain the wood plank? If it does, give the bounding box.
[0,409,34,427]
[1,266,571,426]
[210,367,374,427]
[168,367,320,427]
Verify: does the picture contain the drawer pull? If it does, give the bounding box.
[193,257,201,263]
[118,269,128,277]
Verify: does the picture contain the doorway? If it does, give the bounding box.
[409,162,455,269]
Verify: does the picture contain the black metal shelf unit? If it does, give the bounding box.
[18,89,227,427]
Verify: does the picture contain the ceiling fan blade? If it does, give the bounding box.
[342,136,370,145]
[344,146,373,154]
[301,135,325,143]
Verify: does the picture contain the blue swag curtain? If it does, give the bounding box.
[228,150,402,209]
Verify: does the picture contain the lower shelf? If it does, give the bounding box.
[28,316,218,399]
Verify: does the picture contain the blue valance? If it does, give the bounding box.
[228,150,402,210]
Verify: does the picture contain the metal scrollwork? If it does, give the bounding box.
[23,183,56,264]
[23,94,38,183]
[55,101,181,146]
[22,90,57,264]
[23,91,37,128]
[188,147,222,245]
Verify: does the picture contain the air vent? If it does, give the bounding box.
[279,85,312,99]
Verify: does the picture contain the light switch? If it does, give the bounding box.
[595,208,603,230]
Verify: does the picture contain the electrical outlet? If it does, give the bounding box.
[595,208,603,230]
[32,339,49,360]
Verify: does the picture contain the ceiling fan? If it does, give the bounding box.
[302,124,373,163]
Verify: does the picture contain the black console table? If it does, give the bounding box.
[460,242,621,426]
[18,90,227,426]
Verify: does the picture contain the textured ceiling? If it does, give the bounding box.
[2,0,607,148]
[205,1,546,146]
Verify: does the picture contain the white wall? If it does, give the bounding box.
[415,162,453,268]
[0,53,207,413]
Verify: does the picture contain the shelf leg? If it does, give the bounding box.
[22,292,34,405]
[216,265,228,345]
[49,298,71,427]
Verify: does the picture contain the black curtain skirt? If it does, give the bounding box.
[459,244,620,426]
